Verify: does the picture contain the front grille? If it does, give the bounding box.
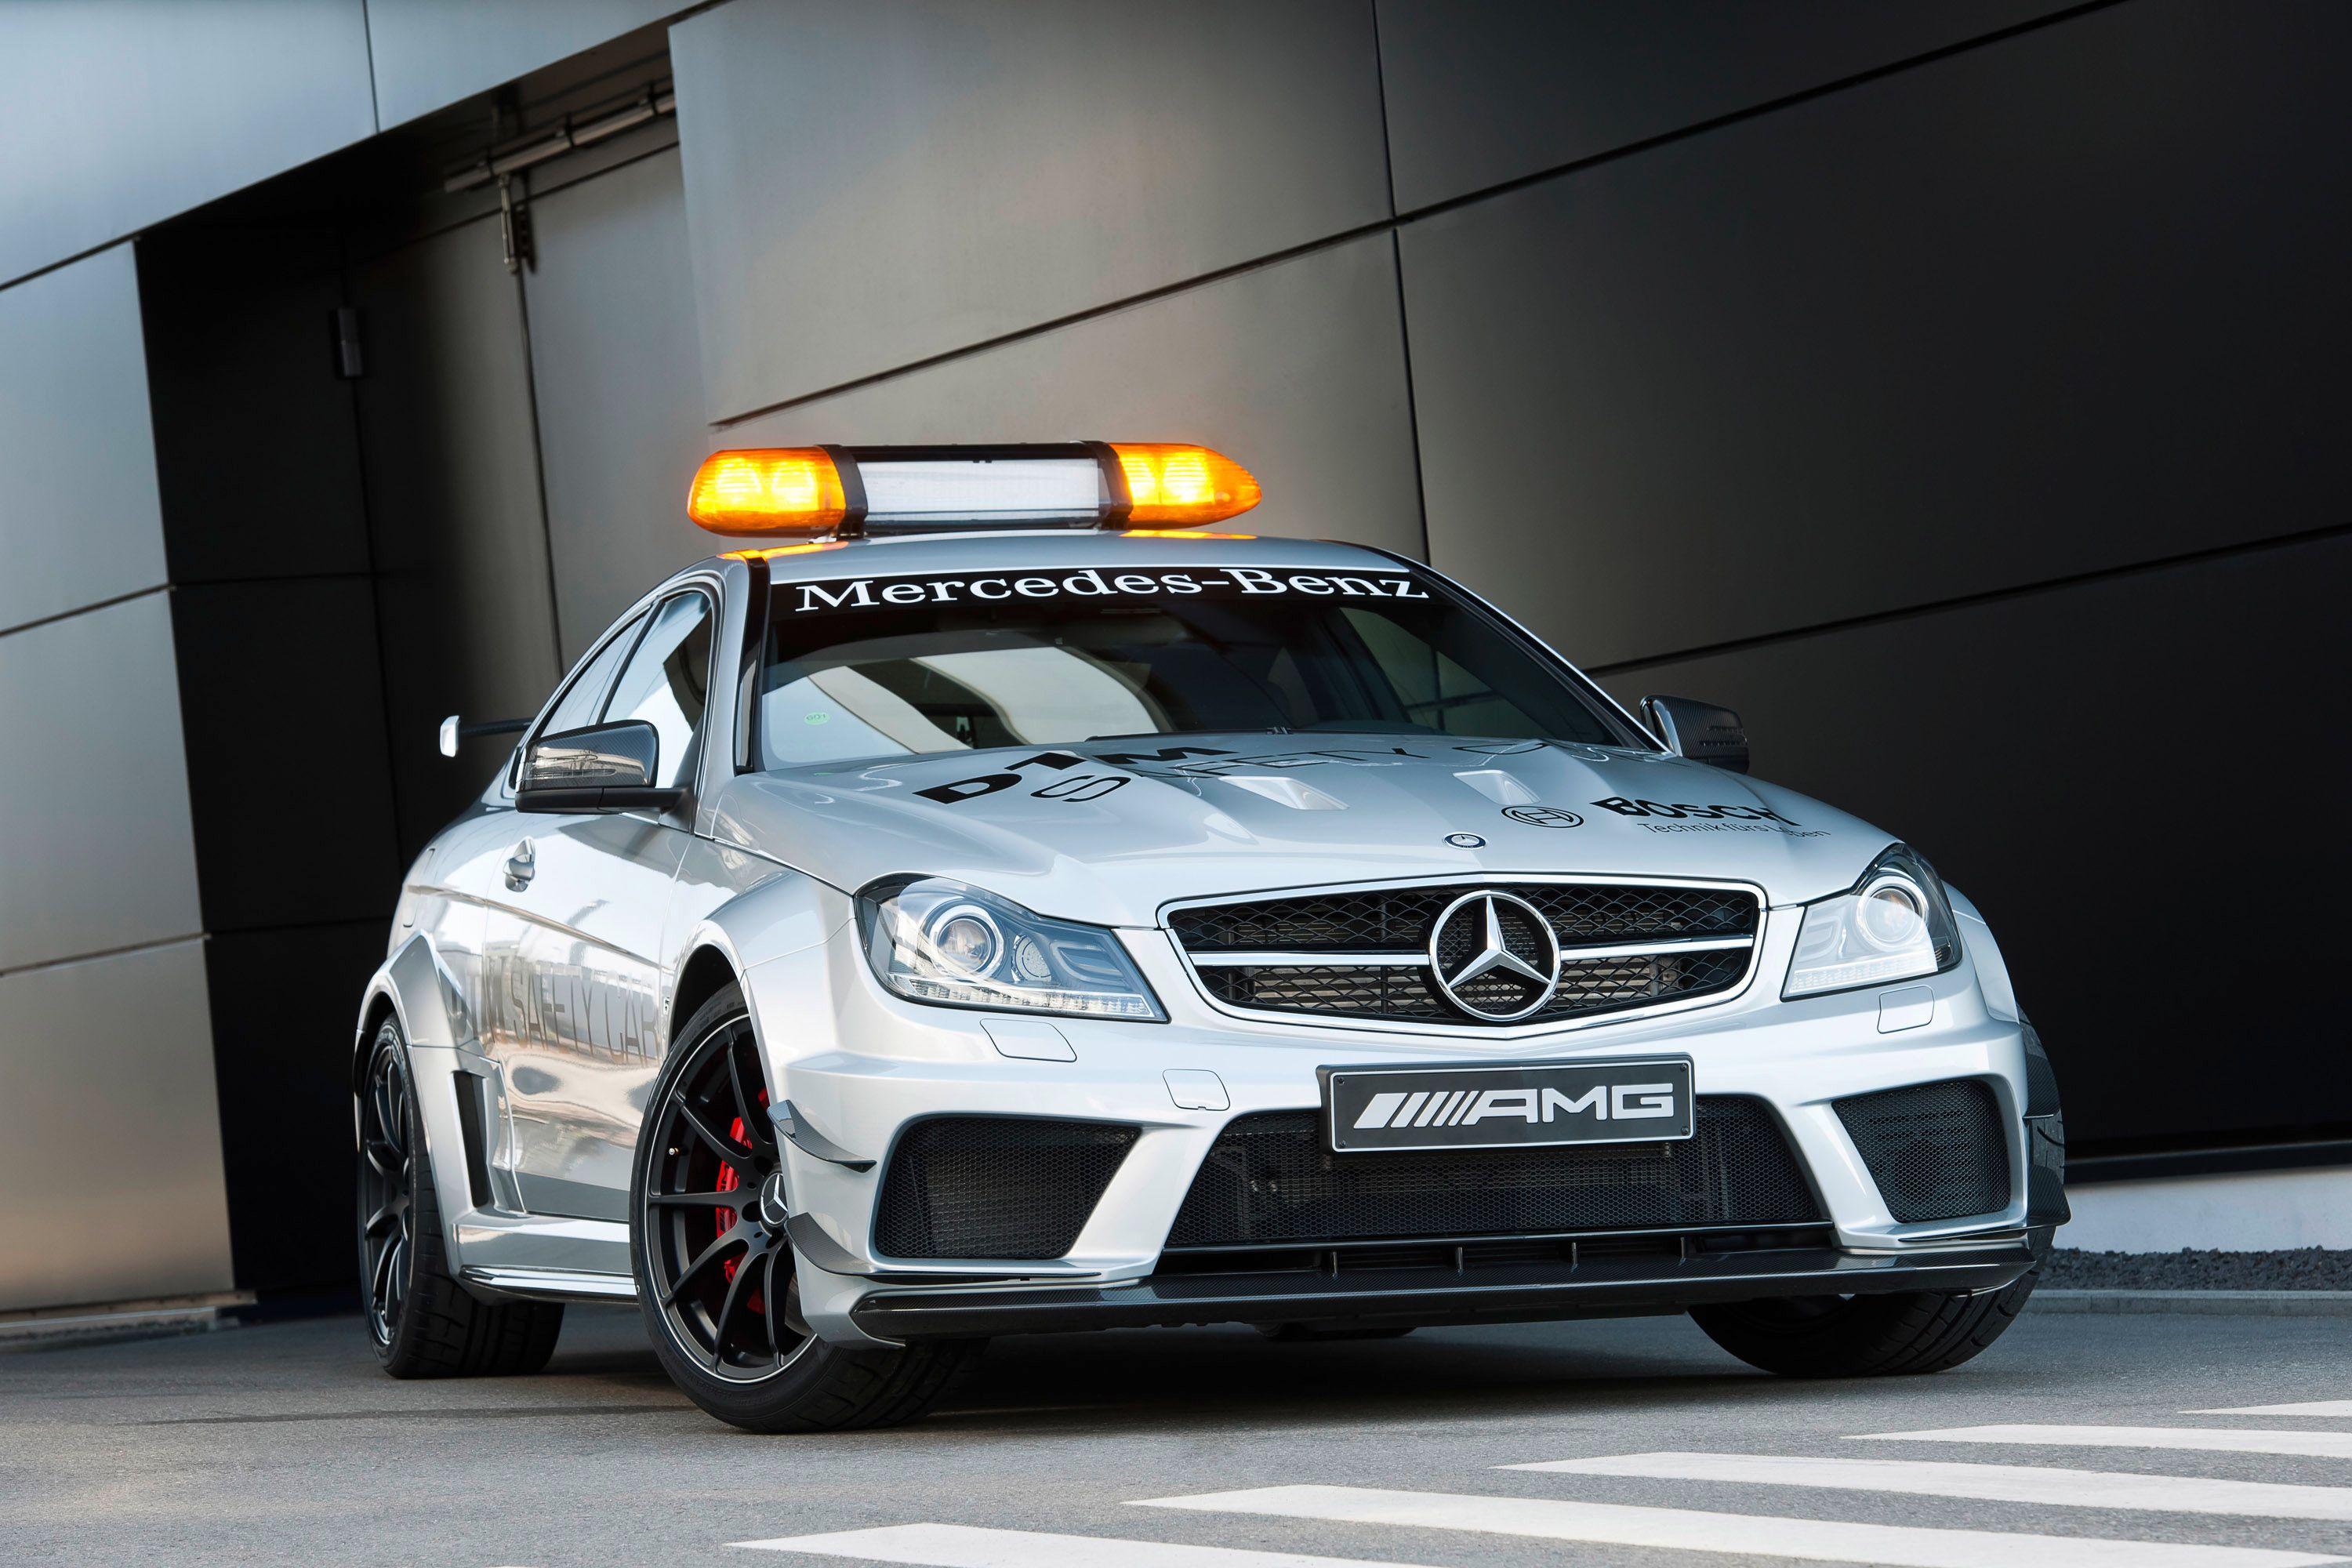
[1166,1097,1820,1250]
[875,1116,1138,1260]
[1835,1078,2012,1224]
[1172,880,1759,1025]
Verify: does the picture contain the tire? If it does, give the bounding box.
[1688,1259,2040,1378]
[630,982,983,1433]
[358,1019,564,1377]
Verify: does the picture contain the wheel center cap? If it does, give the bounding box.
[756,1171,790,1231]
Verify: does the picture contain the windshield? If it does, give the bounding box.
[756,561,1641,769]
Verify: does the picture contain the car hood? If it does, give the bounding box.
[706,735,1890,928]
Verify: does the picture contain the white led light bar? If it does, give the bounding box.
[858,458,1104,528]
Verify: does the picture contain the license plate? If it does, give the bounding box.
[1322,1058,1694,1152]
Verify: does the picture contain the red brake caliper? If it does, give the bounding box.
[713,1088,769,1317]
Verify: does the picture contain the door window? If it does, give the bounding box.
[601,591,714,789]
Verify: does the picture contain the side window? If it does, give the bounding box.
[601,592,714,789]
[543,613,645,737]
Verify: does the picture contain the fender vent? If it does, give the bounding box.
[875,1116,1138,1260]
[1835,1078,2011,1223]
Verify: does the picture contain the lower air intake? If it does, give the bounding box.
[1835,1078,2012,1223]
[875,1116,1138,1260]
[1166,1097,1820,1250]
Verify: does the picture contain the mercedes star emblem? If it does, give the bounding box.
[1426,890,1563,1022]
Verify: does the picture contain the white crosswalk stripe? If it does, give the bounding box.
[728,1521,1443,1566]
[1857,1425,2352,1459]
[2190,1402,2352,1417]
[1133,1484,2349,1566]
[1504,1450,2352,1521]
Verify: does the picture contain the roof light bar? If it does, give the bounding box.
[685,442,1261,540]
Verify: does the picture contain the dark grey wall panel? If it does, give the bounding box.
[522,149,710,662]
[673,0,1389,419]
[725,234,1423,559]
[0,593,202,973]
[1410,0,2352,670]
[0,246,169,635]
[351,218,563,858]
[205,920,385,1293]
[1377,0,2067,212]
[0,940,233,1313]
[1599,534,2351,1153]
[0,2,375,288]
[365,0,682,129]
[138,227,372,585]
[172,581,402,932]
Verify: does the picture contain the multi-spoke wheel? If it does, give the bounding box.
[358,1040,416,1345]
[631,982,984,1432]
[641,1007,813,1381]
[358,1019,564,1378]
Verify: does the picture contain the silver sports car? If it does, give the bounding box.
[354,441,2064,1432]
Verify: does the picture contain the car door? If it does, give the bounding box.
[480,591,715,1218]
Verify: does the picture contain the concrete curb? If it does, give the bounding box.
[2035,1289,2352,1316]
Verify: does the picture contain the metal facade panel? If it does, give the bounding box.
[365,0,683,129]
[0,1,376,288]
[350,216,563,857]
[1599,532,2352,1154]
[0,939,235,1313]
[0,246,168,636]
[1407,0,2352,670]
[521,149,712,662]
[1375,0,2069,212]
[0,593,202,973]
[673,0,1390,420]
[722,234,1423,560]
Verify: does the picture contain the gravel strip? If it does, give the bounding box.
[2045,1247,2352,1290]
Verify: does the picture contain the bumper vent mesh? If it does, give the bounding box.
[875,1116,1138,1260]
[1835,1078,2012,1224]
[1166,1096,1820,1250]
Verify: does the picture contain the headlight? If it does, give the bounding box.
[857,877,1165,1021]
[1783,844,1962,998]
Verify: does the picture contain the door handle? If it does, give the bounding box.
[503,841,535,891]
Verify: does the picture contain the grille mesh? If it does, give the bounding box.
[1173,882,1757,1025]
[875,1116,1138,1260]
[1166,1097,1820,1249]
[1835,1078,2012,1223]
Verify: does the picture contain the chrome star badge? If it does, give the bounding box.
[1426,890,1563,1022]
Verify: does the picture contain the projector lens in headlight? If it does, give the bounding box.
[1784,845,1960,998]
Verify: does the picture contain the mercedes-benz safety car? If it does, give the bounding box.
[354,440,2066,1431]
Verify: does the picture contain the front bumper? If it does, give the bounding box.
[852,1236,2039,1340]
[742,896,2045,1345]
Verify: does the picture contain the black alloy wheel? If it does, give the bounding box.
[357,1019,565,1377]
[631,982,984,1432]
[358,1036,415,1348]
[641,1011,813,1381]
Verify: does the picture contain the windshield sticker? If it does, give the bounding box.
[784,568,1428,613]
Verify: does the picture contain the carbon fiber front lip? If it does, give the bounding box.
[849,1242,2038,1338]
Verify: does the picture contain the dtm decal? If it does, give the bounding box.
[915,750,1129,806]
[786,567,1429,613]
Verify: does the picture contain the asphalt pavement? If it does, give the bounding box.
[5,1300,2350,1566]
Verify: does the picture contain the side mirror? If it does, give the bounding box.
[1642,695,1749,774]
[515,720,682,812]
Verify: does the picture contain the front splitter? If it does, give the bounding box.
[851,1243,2038,1339]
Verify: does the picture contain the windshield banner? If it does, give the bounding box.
[778,566,1431,614]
